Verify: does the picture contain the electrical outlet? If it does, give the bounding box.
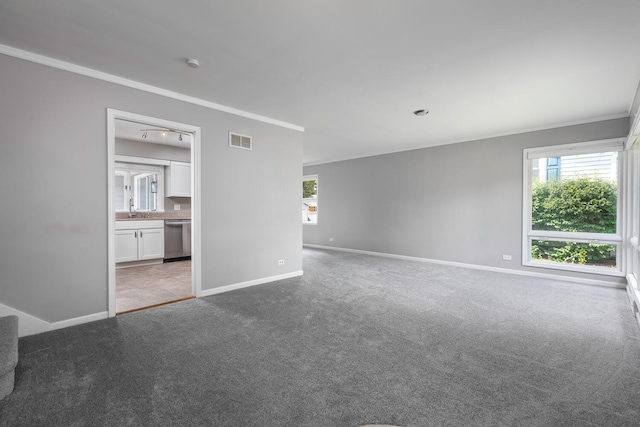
[502,254,512,261]
[329,237,334,242]
[278,259,285,265]
[174,204,181,211]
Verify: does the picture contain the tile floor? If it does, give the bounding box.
[116,260,192,313]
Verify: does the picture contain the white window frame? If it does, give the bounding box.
[626,135,640,290]
[522,138,625,277]
[302,174,318,225]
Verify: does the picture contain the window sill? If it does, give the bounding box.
[524,260,625,277]
[528,230,622,242]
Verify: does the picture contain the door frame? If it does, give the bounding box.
[107,109,202,317]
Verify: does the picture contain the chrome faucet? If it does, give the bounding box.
[128,197,135,218]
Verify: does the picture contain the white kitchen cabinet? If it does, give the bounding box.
[115,220,164,264]
[115,230,138,263]
[165,161,191,197]
[137,228,164,260]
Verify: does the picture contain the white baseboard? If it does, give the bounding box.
[0,303,50,337]
[50,311,109,332]
[201,270,304,297]
[1,269,305,336]
[304,244,625,288]
[116,259,164,269]
[0,302,108,337]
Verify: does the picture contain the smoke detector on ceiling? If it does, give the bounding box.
[186,58,200,68]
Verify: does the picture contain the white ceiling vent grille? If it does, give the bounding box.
[229,132,252,150]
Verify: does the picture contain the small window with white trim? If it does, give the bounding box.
[302,175,318,224]
[523,138,624,275]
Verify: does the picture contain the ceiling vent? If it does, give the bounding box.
[229,132,252,150]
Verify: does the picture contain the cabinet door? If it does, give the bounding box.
[138,228,164,260]
[167,162,191,197]
[115,230,138,263]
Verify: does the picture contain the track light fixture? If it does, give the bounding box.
[140,128,190,142]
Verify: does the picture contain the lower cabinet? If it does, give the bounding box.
[115,220,164,264]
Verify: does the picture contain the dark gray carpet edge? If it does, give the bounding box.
[2,247,640,426]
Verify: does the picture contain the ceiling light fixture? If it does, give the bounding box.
[413,109,429,116]
[186,58,200,68]
[140,128,190,142]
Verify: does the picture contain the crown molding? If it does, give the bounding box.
[0,43,304,133]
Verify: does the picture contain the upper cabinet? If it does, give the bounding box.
[165,161,191,197]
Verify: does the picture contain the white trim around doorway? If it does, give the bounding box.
[107,109,202,317]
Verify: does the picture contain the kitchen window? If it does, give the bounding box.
[522,138,624,276]
[114,163,164,213]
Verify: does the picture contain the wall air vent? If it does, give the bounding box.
[229,132,252,150]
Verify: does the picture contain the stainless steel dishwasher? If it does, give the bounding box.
[164,219,191,261]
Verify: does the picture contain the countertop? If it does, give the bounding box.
[115,212,191,221]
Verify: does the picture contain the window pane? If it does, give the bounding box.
[148,174,157,211]
[531,159,540,181]
[531,152,617,233]
[137,176,148,210]
[302,201,317,224]
[303,179,317,198]
[114,174,125,211]
[531,240,617,268]
[149,190,156,211]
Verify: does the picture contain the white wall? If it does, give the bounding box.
[0,53,303,326]
[304,118,629,285]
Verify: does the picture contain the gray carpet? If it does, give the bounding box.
[2,247,640,426]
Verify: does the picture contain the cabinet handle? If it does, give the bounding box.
[134,231,137,238]
[140,231,143,237]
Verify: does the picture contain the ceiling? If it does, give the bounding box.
[1,1,640,165]
[115,119,192,149]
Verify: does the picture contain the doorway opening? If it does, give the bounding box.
[116,260,193,314]
[107,109,201,317]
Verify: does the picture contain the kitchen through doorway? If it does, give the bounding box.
[107,110,201,316]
